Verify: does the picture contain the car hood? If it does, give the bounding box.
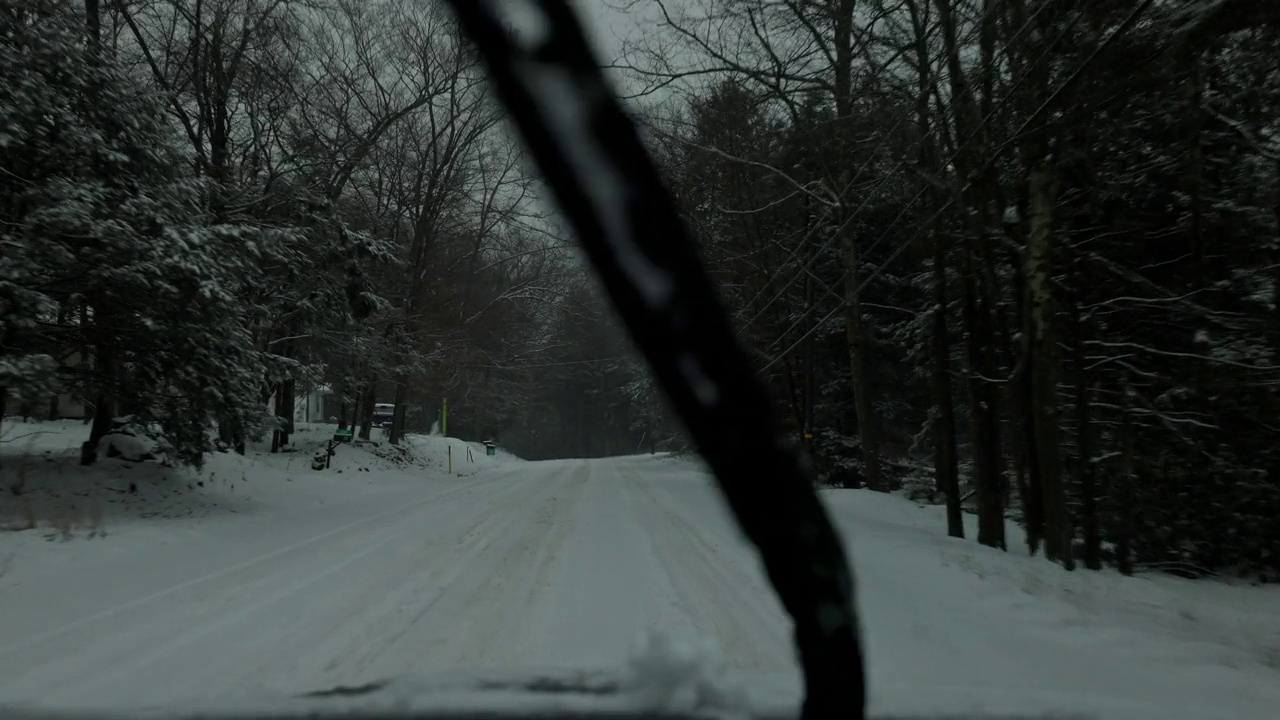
[0,667,1255,720]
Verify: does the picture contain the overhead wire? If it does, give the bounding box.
[761,0,1159,370]
[724,0,1053,337]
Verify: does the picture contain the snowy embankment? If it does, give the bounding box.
[822,488,1280,719]
[402,433,521,477]
[0,420,518,605]
[604,456,1280,720]
[0,419,518,526]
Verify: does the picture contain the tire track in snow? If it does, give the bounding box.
[366,462,592,673]
[451,459,700,673]
[320,465,583,678]
[0,472,524,707]
[191,468,539,694]
[0,473,496,660]
[619,465,794,672]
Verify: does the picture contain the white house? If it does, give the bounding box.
[292,385,339,424]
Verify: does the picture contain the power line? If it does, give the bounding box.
[749,0,1061,357]
[724,0,1052,336]
[762,0,1159,371]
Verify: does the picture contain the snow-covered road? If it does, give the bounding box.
[2,451,1279,719]
[0,456,793,713]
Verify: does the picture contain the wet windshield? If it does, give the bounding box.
[2,1,1279,719]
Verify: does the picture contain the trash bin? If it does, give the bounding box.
[484,440,496,457]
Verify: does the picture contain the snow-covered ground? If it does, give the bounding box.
[1,422,1278,719]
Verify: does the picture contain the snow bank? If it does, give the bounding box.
[820,487,1280,719]
[593,455,1280,720]
[0,420,527,696]
[0,420,521,543]
[403,433,522,477]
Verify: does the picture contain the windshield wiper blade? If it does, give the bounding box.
[441,2,867,717]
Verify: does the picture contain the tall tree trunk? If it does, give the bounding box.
[935,0,1005,546]
[1273,159,1280,363]
[351,391,361,436]
[358,383,374,440]
[908,0,962,534]
[390,380,409,445]
[1117,380,1136,576]
[780,354,805,439]
[576,391,588,457]
[991,236,1022,513]
[1074,307,1101,570]
[80,344,115,466]
[218,417,245,455]
[79,305,92,424]
[838,230,882,490]
[270,380,295,451]
[280,378,295,446]
[1008,256,1036,546]
[933,236,963,538]
[1019,331,1043,555]
[271,383,284,452]
[48,305,67,420]
[832,0,882,492]
[962,247,1005,549]
[220,377,251,455]
[1183,53,1205,289]
[0,390,7,479]
[1025,165,1070,566]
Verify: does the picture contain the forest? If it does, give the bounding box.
[2,0,1278,579]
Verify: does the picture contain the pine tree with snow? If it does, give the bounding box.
[0,0,297,466]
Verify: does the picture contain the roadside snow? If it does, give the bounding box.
[819,487,1280,719]
[404,433,521,477]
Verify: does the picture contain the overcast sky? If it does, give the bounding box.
[572,1,634,64]
[569,0,688,102]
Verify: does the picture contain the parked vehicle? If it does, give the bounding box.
[371,403,395,430]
